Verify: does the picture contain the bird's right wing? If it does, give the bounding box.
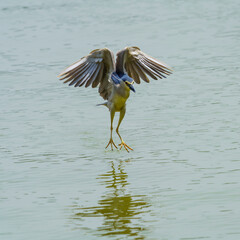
[58,48,115,100]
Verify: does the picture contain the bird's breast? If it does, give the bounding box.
[111,91,129,112]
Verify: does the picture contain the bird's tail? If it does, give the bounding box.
[96,102,108,107]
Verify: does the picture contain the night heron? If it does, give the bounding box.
[58,46,172,152]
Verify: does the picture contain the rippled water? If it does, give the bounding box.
[1,0,240,239]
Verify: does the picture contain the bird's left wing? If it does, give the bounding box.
[58,48,115,100]
[116,46,173,84]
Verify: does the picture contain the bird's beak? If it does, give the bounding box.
[129,84,135,92]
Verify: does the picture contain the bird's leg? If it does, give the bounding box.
[116,108,133,152]
[105,110,118,150]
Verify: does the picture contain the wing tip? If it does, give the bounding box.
[58,73,65,78]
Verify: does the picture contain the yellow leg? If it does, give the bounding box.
[105,110,118,151]
[116,108,133,152]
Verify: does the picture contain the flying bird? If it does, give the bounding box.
[58,46,172,152]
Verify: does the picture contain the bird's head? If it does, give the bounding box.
[121,74,135,92]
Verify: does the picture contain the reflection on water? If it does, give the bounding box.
[70,161,150,238]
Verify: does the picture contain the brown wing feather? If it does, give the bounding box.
[132,62,150,83]
[128,62,140,84]
[116,46,173,84]
[58,48,115,100]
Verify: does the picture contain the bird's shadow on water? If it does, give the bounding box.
[69,159,150,239]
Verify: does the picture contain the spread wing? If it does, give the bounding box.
[58,48,115,100]
[116,46,173,84]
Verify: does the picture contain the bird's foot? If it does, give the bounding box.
[105,138,118,151]
[119,140,133,152]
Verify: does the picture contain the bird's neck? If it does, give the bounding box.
[117,81,130,98]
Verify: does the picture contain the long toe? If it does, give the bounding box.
[105,138,118,150]
[119,141,133,152]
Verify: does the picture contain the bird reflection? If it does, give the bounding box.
[71,161,150,238]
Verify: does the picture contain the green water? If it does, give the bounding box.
[1,0,240,239]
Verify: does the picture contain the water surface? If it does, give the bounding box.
[1,0,240,239]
